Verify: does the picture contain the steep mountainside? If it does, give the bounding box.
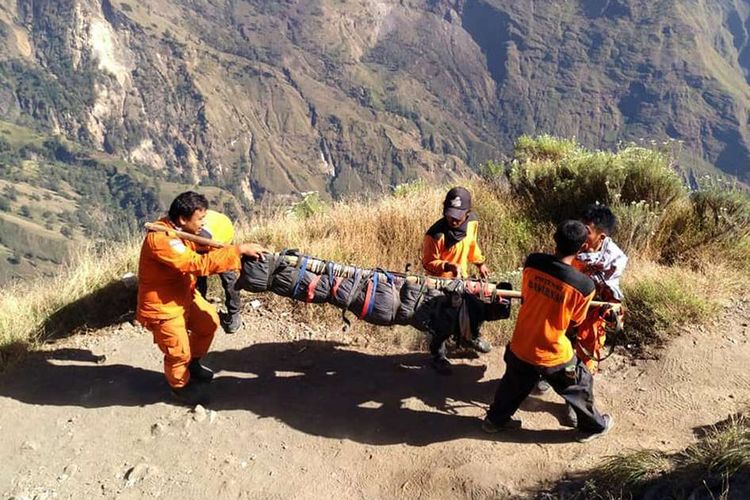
[2,0,750,283]
[2,0,750,196]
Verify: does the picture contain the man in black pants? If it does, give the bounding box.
[483,220,613,442]
[195,210,243,334]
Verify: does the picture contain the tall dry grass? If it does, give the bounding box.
[0,240,140,365]
[547,413,750,499]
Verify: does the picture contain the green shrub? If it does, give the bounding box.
[655,183,750,264]
[513,134,580,162]
[612,200,662,257]
[286,191,326,219]
[677,415,750,477]
[507,137,684,222]
[618,147,684,207]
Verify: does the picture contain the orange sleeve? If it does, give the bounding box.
[570,290,595,327]
[148,232,241,276]
[422,234,447,275]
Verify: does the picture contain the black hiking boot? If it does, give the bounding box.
[170,381,209,406]
[188,358,214,383]
[430,355,453,376]
[578,414,615,443]
[466,337,492,354]
[481,416,522,433]
[221,313,242,334]
[560,404,578,428]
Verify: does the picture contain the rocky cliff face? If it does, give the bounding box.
[2,0,750,203]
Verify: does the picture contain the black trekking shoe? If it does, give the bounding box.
[430,355,453,376]
[466,337,492,354]
[188,358,214,383]
[170,381,209,406]
[532,379,552,395]
[560,404,578,428]
[221,313,242,334]
[481,416,522,433]
[578,414,614,443]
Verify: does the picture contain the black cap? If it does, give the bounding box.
[443,186,472,219]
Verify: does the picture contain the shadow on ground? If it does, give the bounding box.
[0,340,580,446]
[41,278,137,339]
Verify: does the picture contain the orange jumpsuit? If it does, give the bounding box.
[571,259,623,374]
[422,215,485,278]
[136,218,241,388]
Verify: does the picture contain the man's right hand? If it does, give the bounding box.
[238,243,267,261]
[444,262,461,278]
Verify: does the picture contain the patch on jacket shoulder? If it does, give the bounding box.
[169,239,187,254]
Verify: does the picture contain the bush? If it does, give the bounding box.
[513,134,579,162]
[286,191,326,219]
[507,139,684,222]
[654,183,750,264]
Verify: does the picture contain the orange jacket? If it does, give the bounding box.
[422,218,485,278]
[136,218,241,321]
[510,253,595,367]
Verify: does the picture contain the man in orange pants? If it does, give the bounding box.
[136,191,265,404]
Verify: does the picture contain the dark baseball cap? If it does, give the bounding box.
[443,186,472,219]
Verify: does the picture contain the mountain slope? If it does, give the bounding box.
[2,0,750,203]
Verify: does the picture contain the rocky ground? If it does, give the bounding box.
[1,296,749,499]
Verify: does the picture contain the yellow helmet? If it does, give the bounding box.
[202,210,234,245]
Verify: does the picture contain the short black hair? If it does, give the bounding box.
[581,203,616,235]
[168,191,208,223]
[554,219,588,257]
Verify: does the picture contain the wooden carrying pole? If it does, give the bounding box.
[144,223,619,309]
[144,222,227,248]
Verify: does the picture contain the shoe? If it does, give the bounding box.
[170,381,209,406]
[188,358,214,383]
[560,404,578,428]
[222,313,242,334]
[466,337,492,354]
[578,414,614,443]
[481,416,522,433]
[532,379,552,395]
[430,356,453,376]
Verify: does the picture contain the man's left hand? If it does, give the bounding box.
[477,263,490,279]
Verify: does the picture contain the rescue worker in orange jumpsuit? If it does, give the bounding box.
[136,191,265,404]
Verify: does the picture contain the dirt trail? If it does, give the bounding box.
[1,298,749,499]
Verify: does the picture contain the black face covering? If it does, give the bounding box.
[441,212,476,249]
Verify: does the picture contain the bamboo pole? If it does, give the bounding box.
[144,222,227,248]
[144,223,620,309]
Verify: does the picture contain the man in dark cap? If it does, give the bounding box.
[422,186,492,374]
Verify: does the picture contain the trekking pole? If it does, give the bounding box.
[144,223,227,248]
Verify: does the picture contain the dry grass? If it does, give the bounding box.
[620,259,741,350]
[0,239,139,367]
[548,414,750,499]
